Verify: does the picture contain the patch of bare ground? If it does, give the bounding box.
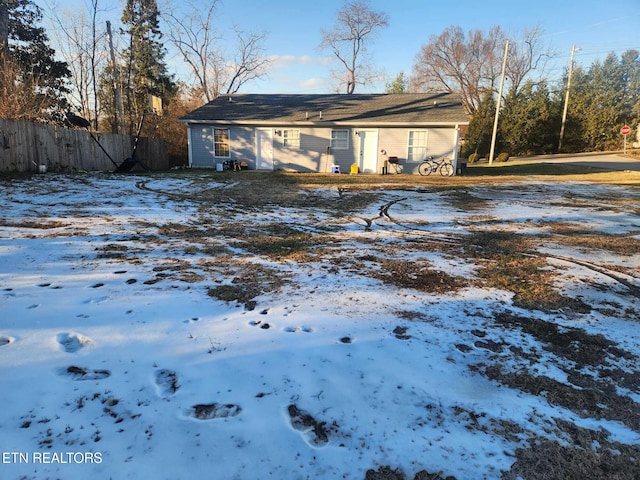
[503,419,640,480]
[365,466,456,480]
[465,230,592,313]
[0,219,71,229]
[543,226,640,256]
[370,258,465,294]
[495,312,636,367]
[206,262,289,310]
[470,311,640,432]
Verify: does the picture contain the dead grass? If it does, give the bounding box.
[503,435,640,480]
[464,231,592,313]
[372,258,465,294]
[206,262,290,310]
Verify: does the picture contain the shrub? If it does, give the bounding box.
[496,152,510,162]
[468,153,480,163]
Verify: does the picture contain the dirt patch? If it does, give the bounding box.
[191,403,241,420]
[372,258,465,294]
[475,364,640,432]
[465,231,592,313]
[206,262,289,309]
[503,430,640,480]
[364,466,456,480]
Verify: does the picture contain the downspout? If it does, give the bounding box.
[187,125,194,168]
[453,124,461,174]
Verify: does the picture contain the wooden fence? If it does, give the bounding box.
[0,118,169,173]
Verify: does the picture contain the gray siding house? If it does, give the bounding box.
[179,93,469,174]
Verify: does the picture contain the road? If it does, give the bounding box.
[515,152,640,172]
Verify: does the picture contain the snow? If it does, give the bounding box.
[1,173,639,480]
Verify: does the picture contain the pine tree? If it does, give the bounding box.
[500,80,557,156]
[461,90,496,159]
[565,52,638,151]
[385,72,407,94]
[120,0,175,134]
[0,0,70,122]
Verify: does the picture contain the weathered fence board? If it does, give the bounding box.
[0,118,168,172]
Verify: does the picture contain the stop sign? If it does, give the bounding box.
[621,125,631,136]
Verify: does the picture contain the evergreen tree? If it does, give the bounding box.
[0,0,70,122]
[500,80,557,156]
[120,0,175,134]
[461,90,495,159]
[563,51,640,152]
[385,72,407,94]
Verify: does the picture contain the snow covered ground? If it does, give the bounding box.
[1,173,639,480]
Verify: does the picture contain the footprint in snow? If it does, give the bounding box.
[0,336,14,346]
[190,402,241,420]
[287,404,329,447]
[83,296,109,305]
[249,320,272,329]
[155,369,179,397]
[59,365,111,381]
[57,332,94,353]
[284,326,314,333]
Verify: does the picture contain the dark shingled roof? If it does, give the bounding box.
[180,93,469,126]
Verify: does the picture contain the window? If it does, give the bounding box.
[331,130,349,150]
[407,130,428,161]
[214,128,230,157]
[283,129,300,148]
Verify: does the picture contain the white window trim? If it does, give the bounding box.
[283,129,300,148]
[213,128,230,158]
[407,130,429,162]
[331,129,350,150]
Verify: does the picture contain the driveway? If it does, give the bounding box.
[515,152,640,172]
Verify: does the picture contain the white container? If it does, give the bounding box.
[331,164,340,174]
[216,163,224,172]
[38,164,47,174]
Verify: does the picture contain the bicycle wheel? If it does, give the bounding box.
[439,162,454,176]
[418,161,433,176]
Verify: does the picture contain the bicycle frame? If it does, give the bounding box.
[418,155,454,176]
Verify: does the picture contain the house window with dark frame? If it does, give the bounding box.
[214,128,230,157]
[407,130,428,161]
[331,129,349,149]
[283,129,300,148]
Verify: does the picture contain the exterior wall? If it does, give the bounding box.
[378,127,460,174]
[273,127,329,172]
[272,127,357,173]
[189,125,254,169]
[189,126,215,168]
[188,124,462,174]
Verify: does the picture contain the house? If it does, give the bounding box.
[179,93,469,174]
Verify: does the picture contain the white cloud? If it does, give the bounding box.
[268,54,333,68]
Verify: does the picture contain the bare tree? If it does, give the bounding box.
[411,25,506,115]
[0,55,53,120]
[505,25,551,93]
[411,24,549,115]
[320,0,389,94]
[164,1,269,102]
[49,0,105,129]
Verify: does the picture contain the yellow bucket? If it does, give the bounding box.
[350,164,359,175]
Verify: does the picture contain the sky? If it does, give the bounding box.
[44,0,640,95]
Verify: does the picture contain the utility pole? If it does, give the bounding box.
[559,45,578,151]
[489,40,509,165]
[106,21,126,135]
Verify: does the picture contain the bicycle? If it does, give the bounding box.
[418,155,454,176]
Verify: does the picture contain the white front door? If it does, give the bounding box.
[358,130,379,173]
[256,128,274,170]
